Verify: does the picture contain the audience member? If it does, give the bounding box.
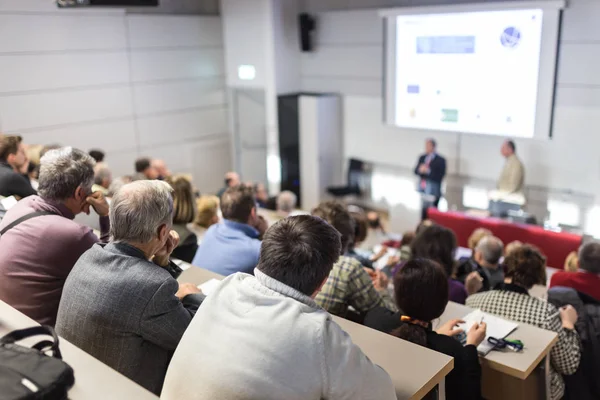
[161,215,396,400]
[56,180,203,395]
[166,175,198,263]
[134,157,159,180]
[467,228,493,252]
[276,190,298,217]
[216,171,240,198]
[504,240,523,257]
[93,164,112,195]
[467,245,581,400]
[365,259,486,400]
[0,148,109,325]
[190,195,219,243]
[88,149,105,163]
[311,201,397,318]
[456,236,505,292]
[254,182,270,208]
[346,210,391,270]
[192,184,267,275]
[399,231,415,262]
[25,144,43,189]
[0,135,36,199]
[152,159,171,180]
[411,225,475,304]
[563,251,579,273]
[550,242,600,302]
[107,176,132,197]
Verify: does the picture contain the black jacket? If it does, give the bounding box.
[365,307,482,400]
[0,162,36,199]
[548,287,600,400]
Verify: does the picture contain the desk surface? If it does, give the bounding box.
[0,301,158,400]
[439,301,558,380]
[179,265,454,400]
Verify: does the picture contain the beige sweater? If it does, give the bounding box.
[497,154,525,194]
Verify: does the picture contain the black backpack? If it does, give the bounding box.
[0,326,75,400]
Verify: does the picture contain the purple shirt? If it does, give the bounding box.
[448,278,468,305]
[0,196,109,325]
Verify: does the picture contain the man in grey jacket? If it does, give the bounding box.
[56,180,204,395]
[162,215,396,400]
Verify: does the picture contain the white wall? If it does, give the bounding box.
[300,0,600,233]
[0,0,231,194]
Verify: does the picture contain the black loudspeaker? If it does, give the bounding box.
[278,94,302,206]
[298,13,316,52]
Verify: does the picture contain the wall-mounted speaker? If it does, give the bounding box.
[298,13,316,52]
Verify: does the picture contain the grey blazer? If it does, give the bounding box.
[56,242,203,395]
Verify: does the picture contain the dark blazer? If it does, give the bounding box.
[0,162,36,199]
[365,307,482,400]
[56,242,203,395]
[414,153,446,199]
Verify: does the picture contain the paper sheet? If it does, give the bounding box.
[457,309,519,355]
[198,279,222,296]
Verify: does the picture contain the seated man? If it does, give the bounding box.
[312,201,397,317]
[133,157,159,181]
[161,215,396,400]
[456,235,505,291]
[92,164,112,195]
[276,190,298,217]
[551,241,600,302]
[216,171,240,198]
[0,147,109,325]
[0,135,37,199]
[192,184,267,275]
[56,180,203,395]
[152,158,171,180]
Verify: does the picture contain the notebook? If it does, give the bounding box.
[197,279,222,296]
[457,309,519,356]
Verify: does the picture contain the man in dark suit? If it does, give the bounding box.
[414,138,446,220]
[56,180,204,395]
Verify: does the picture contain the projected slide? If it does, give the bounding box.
[395,9,544,138]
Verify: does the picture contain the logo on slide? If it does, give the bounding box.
[501,27,521,48]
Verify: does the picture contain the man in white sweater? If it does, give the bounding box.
[162,215,396,400]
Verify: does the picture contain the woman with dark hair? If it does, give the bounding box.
[467,245,581,400]
[411,225,480,304]
[365,259,486,399]
[166,175,198,263]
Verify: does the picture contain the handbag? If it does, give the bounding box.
[0,326,75,400]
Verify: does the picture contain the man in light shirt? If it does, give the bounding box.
[497,139,525,195]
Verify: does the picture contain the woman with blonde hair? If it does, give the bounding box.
[165,175,198,263]
[190,195,220,244]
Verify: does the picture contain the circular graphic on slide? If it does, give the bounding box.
[501,27,521,48]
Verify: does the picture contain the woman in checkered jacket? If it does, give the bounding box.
[467,245,581,400]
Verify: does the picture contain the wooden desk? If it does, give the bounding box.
[0,301,158,400]
[439,301,558,400]
[178,265,454,400]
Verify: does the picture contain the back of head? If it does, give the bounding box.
[166,175,196,225]
[195,195,219,228]
[504,240,523,257]
[88,149,105,163]
[578,241,600,274]
[507,140,516,154]
[311,200,354,253]
[220,184,256,224]
[416,219,433,235]
[107,176,132,197]
[400,231,416,247]
[38,147,95,201]
[411,225,457,276]
[393,259,449,346]
[110,180,174,244]
[257,215,342,295]
[349,210,369,247]
[468,228,492,250]
[0,135,22,162]
[135,157,151,173]
[564,251,579,273]
[475,236,504,266]
[504,245,546,289]
[276,190,297,213]
[94,165,112,186]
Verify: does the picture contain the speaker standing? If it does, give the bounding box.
[414,138,446,220]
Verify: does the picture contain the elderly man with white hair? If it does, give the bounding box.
[276,190,298,217]
[0,147,109,326]
[56,180,204,395]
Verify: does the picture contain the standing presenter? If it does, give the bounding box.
[414,138,446,220]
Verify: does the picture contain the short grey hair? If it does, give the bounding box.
[38,147,95,201]
[110,180,174,244]
[94,165,111,185]
[107,176,130,197]
[277,191,297,213]
[476,236,504,265]
[578,241,600,274]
